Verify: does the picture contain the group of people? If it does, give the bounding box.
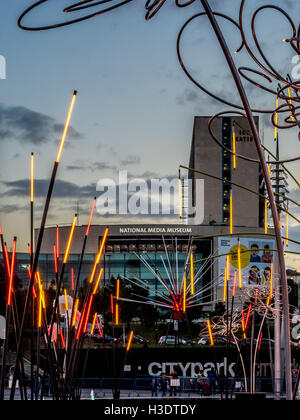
[151,369,230,397]
[151,371,180,397]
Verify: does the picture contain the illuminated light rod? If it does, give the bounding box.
[63,214,77,264]
[190,253,194,295]
[232,124,236,169]
[207,319,214,346]
[56,91,77,163]
[10,90,78,400]
[89,227,109,284]
[7,238,17,307]
[126,331,134,352]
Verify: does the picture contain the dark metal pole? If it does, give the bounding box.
[10,162,59,400]
[199,0,292,399]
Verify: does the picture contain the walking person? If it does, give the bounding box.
[169,370,180,397]
[160,373,168,397]
[197,371,204,394]
[151,379,159,397]
[208,368,218,395]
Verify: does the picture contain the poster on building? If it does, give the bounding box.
[218,237,276,287]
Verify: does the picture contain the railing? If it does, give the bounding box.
[4,376,297,399]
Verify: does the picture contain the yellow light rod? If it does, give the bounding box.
[115,304,119,325]
[91,313,97,336]
[238,242,242,289]
[64,289,69,311]
[287,88,295,122]
[232,126,236,169]
[127,331,134,352]
[93,268,104,295]
[90,228,109,283]
[56,91,77,163]
[207,319,214,346]
[72,298,79,327]
[116,279,120,300]
[270,262,274,300]
[190,253,194,295]
[274,97,279,140]
[63,214,77,264]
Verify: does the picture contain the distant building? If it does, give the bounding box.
[188,116,264,228]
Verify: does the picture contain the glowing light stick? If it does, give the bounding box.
[4,244,11,280]
[96,317,103,338]
[63,214,77,264]
[56,91,77,163]
[270,262,274,300]
[207,319,214,346]
[245,304,252,330]
[126,331,134,352]
[36,272,45,308]
[83,295,94,334]
[223,255,229,302]
[238,240,242,289]
[53,245,58,274]
[115,304,119,325]
[190,253,194,295]
[274,97,279,140]
[38,287,42,328]
[60,330,66,349]
[183,274,187,313]
[7,238,17,307]
[91,313,97,336]
[232,271,237,297]
[116,278,120,300]
[258,332,263,351]
[89,228,109,283]
[93,268,103,295]
[72,299,79,327]
[110,294,114,315]
[241,311,246,339]
[64,289,69,311]
[232,126,236,169]
[287,88,295,122]
[71,267,75,291]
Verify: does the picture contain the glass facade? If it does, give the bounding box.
[1,237,212,304]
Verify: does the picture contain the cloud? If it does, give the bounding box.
[0,103,82,145]
[120,155,141,166]
[1,179,96,199]
[176,88,200,106]
[66,160,117,172]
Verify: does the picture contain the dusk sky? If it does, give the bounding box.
[0,0,299,269]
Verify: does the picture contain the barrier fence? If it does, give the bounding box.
[4,376,300,399]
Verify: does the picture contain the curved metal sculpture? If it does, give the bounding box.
[16,0,300,399]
